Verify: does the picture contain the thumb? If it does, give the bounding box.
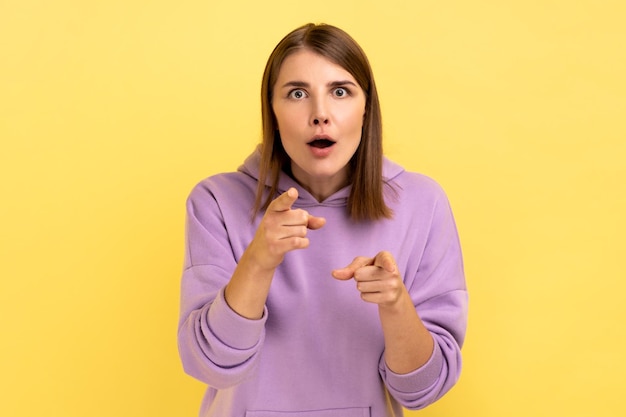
[373,251,397,273]
[269,187,298,212]
[307,215,326,230]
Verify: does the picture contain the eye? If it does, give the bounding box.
[333,87,350,98]
[288,89,307,99]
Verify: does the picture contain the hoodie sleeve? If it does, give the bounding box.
[379,179,468,409]
[177,181,267,389]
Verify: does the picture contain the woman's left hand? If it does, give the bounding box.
[334,251,435,373]
[332,251,406,308]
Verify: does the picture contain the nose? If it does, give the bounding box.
[310,98,329,126]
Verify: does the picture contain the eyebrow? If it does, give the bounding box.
[280,80,358,89]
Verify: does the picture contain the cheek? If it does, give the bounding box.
[275,115,294,135]
[340,101,366,124]
[274,106,305,131]
[273,112,288,133]
[346,108,366,132]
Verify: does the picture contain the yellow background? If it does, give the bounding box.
[1,1,624,416]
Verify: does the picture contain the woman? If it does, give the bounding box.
[178,23,468,417]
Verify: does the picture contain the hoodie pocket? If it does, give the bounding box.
[245,407,371,417]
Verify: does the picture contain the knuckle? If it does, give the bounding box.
[293,209,309,223]
[293,236,309,249]
[352,256,368,265]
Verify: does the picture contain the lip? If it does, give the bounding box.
[307,134,336,157]
[307,134,336,144]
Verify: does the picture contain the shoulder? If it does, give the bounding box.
[186,171,257,218]
[188,149,261,205]
[386,172,450,226]
[190,171,254,195]
[384,157,449,205]
[395,171,447,197]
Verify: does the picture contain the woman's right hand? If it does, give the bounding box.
[225,187,325,319]
[247,187,326,272]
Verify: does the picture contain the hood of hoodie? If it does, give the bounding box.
[237,145,405,208]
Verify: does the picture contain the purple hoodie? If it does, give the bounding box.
[178,149,468,417]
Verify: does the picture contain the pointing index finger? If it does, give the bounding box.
[331,256,374,280]
[269,187,298,212]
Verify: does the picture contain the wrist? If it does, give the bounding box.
[378,288,412,314]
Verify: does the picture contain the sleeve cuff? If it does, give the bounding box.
[382,341,443,393]
[207,287,268,350]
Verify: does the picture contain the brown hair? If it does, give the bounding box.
[255,23,393,221]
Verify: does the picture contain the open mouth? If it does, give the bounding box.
[307,139,336,148]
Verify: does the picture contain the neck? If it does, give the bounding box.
[288,165,350,202]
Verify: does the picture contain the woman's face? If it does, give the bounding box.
[272,49,366,201]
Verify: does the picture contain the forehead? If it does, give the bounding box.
[275,49,357,84]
